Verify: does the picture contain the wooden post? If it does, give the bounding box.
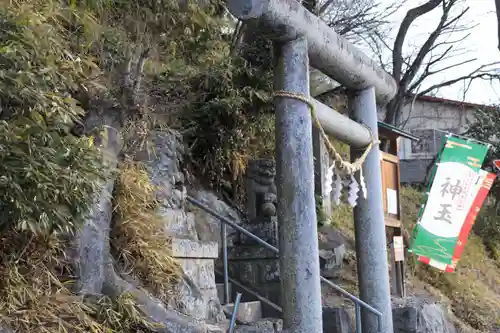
[313,126,332,218]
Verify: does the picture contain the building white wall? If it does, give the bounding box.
[378,99,478,160]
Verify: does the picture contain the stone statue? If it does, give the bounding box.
[246,159,277,221]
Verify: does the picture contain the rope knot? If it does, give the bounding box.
[273,90,377,175]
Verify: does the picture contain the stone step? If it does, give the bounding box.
[223,301,263,324]
[216,282,232,303]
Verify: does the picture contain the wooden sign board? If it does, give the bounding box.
[380,152,402,228]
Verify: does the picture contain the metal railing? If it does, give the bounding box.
[186,195,383,333]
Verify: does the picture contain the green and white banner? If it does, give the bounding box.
[409,135,490,265]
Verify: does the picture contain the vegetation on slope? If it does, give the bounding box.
[328,177,500,331]
[0,0,273,331]
[0,0,278,329]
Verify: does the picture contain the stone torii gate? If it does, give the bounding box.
[227,1,398,333]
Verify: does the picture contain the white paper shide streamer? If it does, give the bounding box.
[322,159,369,207]
[332,171,343,205]
[324,162,335,197]
[347,174,359,207]
[359,169,367,199]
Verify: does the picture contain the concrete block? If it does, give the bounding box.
[393,307,418,333]
[224,301,262,324]
[172,238,219,259]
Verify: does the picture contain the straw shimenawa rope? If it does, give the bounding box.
[273,90,379,175]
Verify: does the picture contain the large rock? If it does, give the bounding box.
[189,189,241,251]
[135,131,229,325]
[137,130,199,240]
[393,298,456,333]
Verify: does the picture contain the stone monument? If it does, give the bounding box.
[227,159,281,315]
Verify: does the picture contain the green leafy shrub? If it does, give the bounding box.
[0,3,102,234]
[473,202,500,259]
[465,106,500,257]
[171,56,275,189]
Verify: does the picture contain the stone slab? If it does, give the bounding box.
[172,238,219,259]
[239,221,278,246]
[161,208,199,240]
[178,258,216,290]
[223,301,262,324]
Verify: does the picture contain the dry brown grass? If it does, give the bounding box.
[0,161,183,332]
[0,231,152,332]
[111,161,182,302]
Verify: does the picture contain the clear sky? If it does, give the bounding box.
[375,0,499,105]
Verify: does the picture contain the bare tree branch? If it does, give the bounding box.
[417,62,500,96]
[401,3,468,87]
[318,0,403,44]
[408,54,477,92]
[381,0,498,130]
[392,0,442,84]
[496,0,500,50]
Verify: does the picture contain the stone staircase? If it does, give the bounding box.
[177,197,357,333]
[170,236,284,333]
[215,279,353,333]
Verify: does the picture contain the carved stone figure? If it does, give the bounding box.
[242,159,279,245]
[246,159,277,221]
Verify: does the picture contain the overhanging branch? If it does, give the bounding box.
[401,2,468,87]
[417,62,500,96]
[392,0,442,83]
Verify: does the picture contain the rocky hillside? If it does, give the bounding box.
[0,0,274,331]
